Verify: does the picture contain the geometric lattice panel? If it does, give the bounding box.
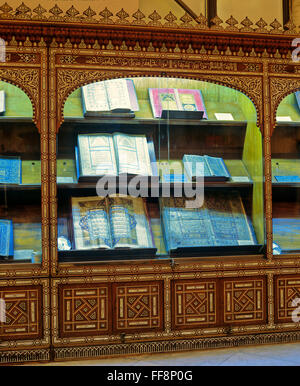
[113,282,163,333]
[59,284,110,338]
[172,280,218,330]
[0,286,41,340]
[275,276,300,324]
[223,277,266,325]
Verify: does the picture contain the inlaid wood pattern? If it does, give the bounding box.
[223,278,266,325]
[0,286,41,340]
[275,276,300,324]
[172,280,218,329]
[59,284,110,337]
[113,282,163,333]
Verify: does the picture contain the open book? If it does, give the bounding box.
[183,155,231,181]
[149,88,207,119]
[76,133,155,181]
[161,191,257,252]
[72,195,154,250]
[81,79,139,116]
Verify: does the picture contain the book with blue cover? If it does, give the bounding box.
[160,192,257,252]
[0,156,21,184]
[275,175,300,183]
[183,154,231,181]
[0,219,13,257]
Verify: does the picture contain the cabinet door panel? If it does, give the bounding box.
[59,284,111,338]
[222,277,267,325]
[171,279,218,330]
[274,275,300,324]
[112,281,164,333]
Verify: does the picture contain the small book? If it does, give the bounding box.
[149,88,207,119]
[0,90,5,115]
[183,155,231,181]
[0,156,21,184]
[275,175,300,183]
[0,219,14,257]
[72,195,154,250]
[76,132,155,181]
[81,79,139,117]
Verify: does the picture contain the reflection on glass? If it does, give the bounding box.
[57,77,264,262]
[0,81,42,264]
[272,92,300,255]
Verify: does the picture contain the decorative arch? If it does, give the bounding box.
[56,69,262,131]
[270,76,300,135]
[0,68,40,130]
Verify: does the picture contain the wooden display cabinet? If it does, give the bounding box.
[1,4,300,363]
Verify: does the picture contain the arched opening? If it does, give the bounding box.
[57,76,264,262]
[272,91,300,255]
[0,81,42,264]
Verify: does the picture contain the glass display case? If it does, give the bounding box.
[56,77,265,263]
[0,81,42,264]
[272,92,300,255]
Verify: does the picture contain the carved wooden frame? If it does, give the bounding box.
[0,278,50,359]
[0,43,49,278]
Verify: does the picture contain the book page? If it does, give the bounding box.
[177,89,208,119]
[105,79,132,111]
[77,134,118,176]
[204,156,231,178]
[108,195,153,249]
[148,88,181,118]
[160,197,215,251]
[109,195,153,249]
[114,133,152,176]
[81,82,109,112]
[72,196,112,250]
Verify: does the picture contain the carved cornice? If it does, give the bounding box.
[0,6,298,60]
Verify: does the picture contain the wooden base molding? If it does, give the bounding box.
[53,330,300,362]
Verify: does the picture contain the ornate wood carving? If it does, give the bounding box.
[172,280,218,329]
[113,281,164,333]
[59,284,111,338]
[274,275,300,324]
[0,279,49,350]
[0,286,41,340]
[222,277,267,325]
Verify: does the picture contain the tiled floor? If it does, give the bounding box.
[25,342,300,366]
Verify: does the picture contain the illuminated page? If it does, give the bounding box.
[108,195,153,249]
[205,191,257,246]
[105,79,134,112]
[72,196,112,250]
[114,133,152,176]
[176,89,208,119]
[77,133,118,176]
[148,88,181,118]
[160,197,215,251]
[81,82,109,113]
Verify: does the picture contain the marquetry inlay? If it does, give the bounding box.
[172,280,218,329]
[0,286,41,340]
[113,282,163,332]
[223,278,266,324]
[275,276,300,324]
[59,284,110,337]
